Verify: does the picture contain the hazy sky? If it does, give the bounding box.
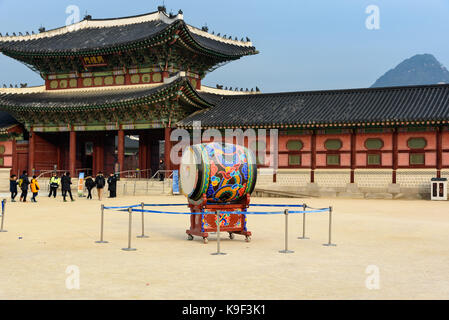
[0,0,448,92]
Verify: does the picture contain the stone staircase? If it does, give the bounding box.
[33,178,174,197]
[115,179,173,196]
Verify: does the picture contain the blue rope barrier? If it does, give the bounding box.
[123,209,193,215]
[289,209,329,214]
[104,203,329,215]
[103,204,141,210]
[128,209,285,215]
[119,208,329,215]
[106,203,306,210]
[304,206,330,211]
[143,204,186,207]
[250,204,305,208]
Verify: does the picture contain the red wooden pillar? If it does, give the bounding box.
[11,138,17,176]
[350,129,356,183]
[437,127,442,178]
[139,133,149,177]
[92,136,97,175]
[118,126,125,173]
[28,127,35,175]
[92,136,99,175]
[266,132,276,183]
[310,130,316,183]
[392,128,398,184]
[145,132,152,177]
[94,135,105,174]
[56,144,61,171]
[69,129,76,177]
[164,127,172,177]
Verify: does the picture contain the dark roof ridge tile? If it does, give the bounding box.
[88,10,161,22]
[210,83,449,100]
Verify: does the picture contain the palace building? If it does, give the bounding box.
[0,7,448,198]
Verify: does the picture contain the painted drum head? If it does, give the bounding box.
[181,143,257,203]
[180,146,200,197]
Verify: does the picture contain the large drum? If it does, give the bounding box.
[180,143,257,203]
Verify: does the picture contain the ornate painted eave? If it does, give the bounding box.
[0,74,214,126]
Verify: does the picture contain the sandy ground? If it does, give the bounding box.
[0,192,448,300]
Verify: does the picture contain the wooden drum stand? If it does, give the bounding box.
[186,194,252,244]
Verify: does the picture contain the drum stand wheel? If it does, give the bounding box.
[187,234,194,241]
[245,236,251,243]
[229,233,235,240]
[203,237,209,244]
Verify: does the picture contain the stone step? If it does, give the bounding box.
[0,168,11,193]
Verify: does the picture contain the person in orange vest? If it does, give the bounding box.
[30,175,40,203]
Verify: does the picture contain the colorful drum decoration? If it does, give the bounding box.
[180,143,257,203]
[183,143,257,243]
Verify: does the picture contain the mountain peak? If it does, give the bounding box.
[371,54,449,88]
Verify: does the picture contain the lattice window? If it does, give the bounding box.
[410,153,425,165]
[407,138,427,149]
[286,140,303,151]
[365,138,383,150]
[326,154,340,165]
[325,139,342,150]
[367,154,381,165]
[288,155,301,166]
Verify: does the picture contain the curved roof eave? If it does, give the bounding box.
[0,75,214,114]
[0,11,257,59]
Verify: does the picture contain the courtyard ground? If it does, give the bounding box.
[0,193,448,300]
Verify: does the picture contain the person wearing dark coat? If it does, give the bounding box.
[107,173,117,198]
[84,176,95,200]
[61,172,74,202]
[10,175,18,202]
[19,171,30,202]
[95,172,106,201]
[158,159,165,181]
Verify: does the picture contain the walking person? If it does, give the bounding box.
[19,170,30,202]
[30,175,40,203]
[48,172,60,198]
[107,173,117,198]
[85,175,95,200]
[10,175,18,202]
[61,172,74,202]
[158,159,165,181]
[95,172,106,201]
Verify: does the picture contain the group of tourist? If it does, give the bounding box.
[9,171,40,203]
[9,171,118,202]
[83,172,117,201]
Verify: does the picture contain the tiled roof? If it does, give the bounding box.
[0,11,256,58]
[178,84,449,127]
[0,111,18,130]
[0,76,212,112]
